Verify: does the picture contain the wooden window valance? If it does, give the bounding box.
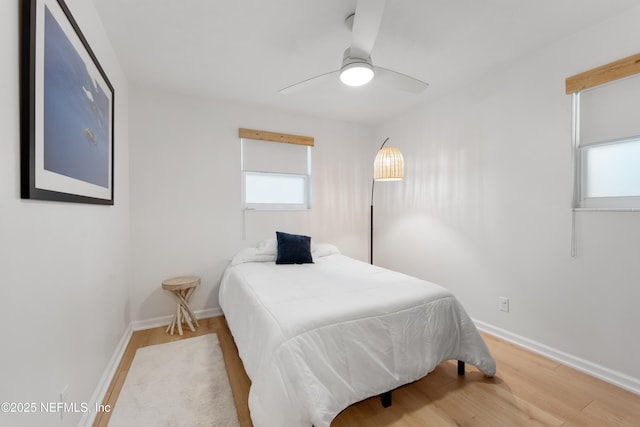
[239,128,314,147]
[566,52,640,94]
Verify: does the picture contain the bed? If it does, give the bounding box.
[219,237,496,427]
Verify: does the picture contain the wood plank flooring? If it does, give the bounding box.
[94,316,640,427]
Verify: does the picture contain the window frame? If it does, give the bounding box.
[239,131,313,211]
[571,93,640,211]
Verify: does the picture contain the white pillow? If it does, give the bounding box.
[311,242,341,259]
[256,239,277,252]
[230,247,276,266]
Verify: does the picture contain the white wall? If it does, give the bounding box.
[129,87,372,322]
[0,1,130,426]
[373,6,640,391]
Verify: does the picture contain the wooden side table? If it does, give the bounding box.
[162,275,201,335]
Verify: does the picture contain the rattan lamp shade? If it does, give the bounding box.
[374,146,404,181]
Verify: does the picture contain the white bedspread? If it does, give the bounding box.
[219,254,496,427]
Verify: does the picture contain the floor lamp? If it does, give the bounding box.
[370,137,404,264]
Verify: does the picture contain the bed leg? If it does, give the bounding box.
[380,390,392,408]
[458,360,465,376]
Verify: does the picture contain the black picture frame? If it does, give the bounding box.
[21,0,115,205]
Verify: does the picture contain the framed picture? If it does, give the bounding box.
[21,0,115,205]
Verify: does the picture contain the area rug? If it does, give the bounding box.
[108,333,240,427]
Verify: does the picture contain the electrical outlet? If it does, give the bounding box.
[499,297,509,312]
[60,385,68,420]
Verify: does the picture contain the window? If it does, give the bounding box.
[569,56,640,210]
[240,129,313,210]
[582,137,640,199]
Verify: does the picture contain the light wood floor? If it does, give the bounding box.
[94,316,640,427]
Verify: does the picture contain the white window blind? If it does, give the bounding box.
[579,74,640,145]
[240,129,313,211]
[242,139,309,175]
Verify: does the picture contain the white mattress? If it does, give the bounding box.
[219,253,496,427]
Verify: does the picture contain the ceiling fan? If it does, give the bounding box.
[279,0,428,94]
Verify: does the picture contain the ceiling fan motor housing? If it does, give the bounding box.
[341,47,372,68]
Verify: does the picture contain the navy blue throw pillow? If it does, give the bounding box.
[275,231,313,264]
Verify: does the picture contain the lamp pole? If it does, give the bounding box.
[370,137,390,265]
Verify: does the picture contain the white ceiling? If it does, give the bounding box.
[92,0,637,125]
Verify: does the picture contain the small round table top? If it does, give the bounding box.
[162,275,201,291]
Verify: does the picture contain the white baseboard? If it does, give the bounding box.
[81,306,224,426]
[474,319,640,395]
[130,306,223,331]
[79,323,133,427]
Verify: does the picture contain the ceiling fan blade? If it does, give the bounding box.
[350,0,386,59]
[375,66,429,94]
[278,70,340,94]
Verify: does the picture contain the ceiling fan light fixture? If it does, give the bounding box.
[339,48,374,86]
[340,62,374,86]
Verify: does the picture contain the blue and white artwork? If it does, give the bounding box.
[43,4,110,188]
